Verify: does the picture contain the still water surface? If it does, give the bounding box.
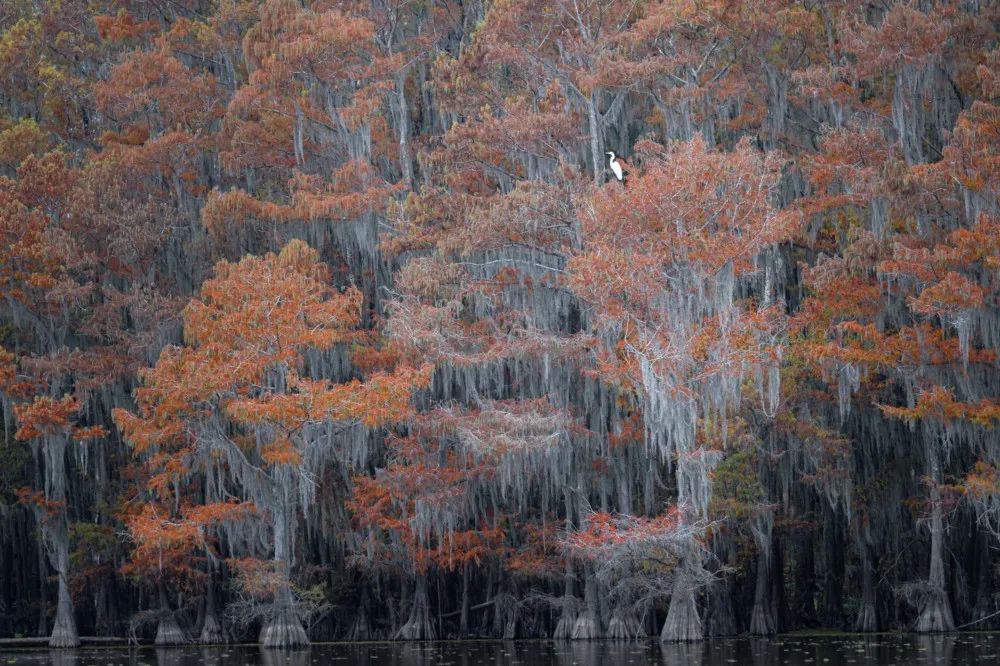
[1,635,999,665]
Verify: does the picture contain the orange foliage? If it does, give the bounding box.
[13,396,79,441]
[880,386,1000,427]
[118,239,428,470]
[95,11,159,42]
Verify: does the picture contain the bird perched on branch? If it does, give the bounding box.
[606,151,628,186]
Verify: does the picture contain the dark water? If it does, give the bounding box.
[2,635,999,666]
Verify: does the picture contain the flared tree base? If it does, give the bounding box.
[347,613,373,641]
[199,613,225,644]
[48,592,79,649]
[749,602,778,636]
[552,607,576,640]
[394,593,436,641]
[493,600,517,640]
[606,611,645,640]
[661,590,703,642]
[48,626,81,649]
[155,615,189,645]
[394,619,436,639]
[260,609,310,648]
[915,594,955,633]
[854,603,878,632]
[571,613,601,639]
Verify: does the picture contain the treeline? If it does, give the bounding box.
[1,0,999,648]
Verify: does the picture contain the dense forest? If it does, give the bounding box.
[1,0,999,649]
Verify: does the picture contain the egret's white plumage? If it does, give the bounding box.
[606,151,624,182]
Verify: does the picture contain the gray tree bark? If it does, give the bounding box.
[154,583,188,645]
[749,549,778,635]
[199,576,224,644]
[44,436,79,649]
[260,496,309,648]
[571,571,601,639]
[587,96,603,185]
[395,72,414,190]
[916,449,955,632]
[395,575,436,640]
[661,561,703,641]
[855,544,878,632]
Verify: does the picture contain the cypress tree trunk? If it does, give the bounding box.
[45,437,79,648]
[571,570,601,639]
[661,559,703,641]
[554,489,576,639]
[790,531,816,628]
[395,575,436,640]
[892,62,928,165]
[348,587,373,640]
[772,536,789,632]
[587,95,603,184]
[705,537,737,637]
[970,530,997,629]
[606,600,645,640]
[915,450,955,632]
[749,549,777,635]
[292,102,305,168]
[855,544,878,632]
[260,582,309,647]
[417,61,432,135]
[821,506,845,629]
[496,584,517,639]
[49,545,79,648]
[459,563,470,636]
[36,522,48,638]
[199,575,224,644]
[553,559,576,639]
[154,582,188,645]
[260,498,309,648]
[749,513,779,636]
[395,72,413,190]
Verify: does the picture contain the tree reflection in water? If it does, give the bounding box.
[0,635,992,666]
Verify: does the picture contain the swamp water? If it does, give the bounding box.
[1,634,999,665]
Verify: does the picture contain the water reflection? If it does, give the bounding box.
[659,640,706,664]
[257,648,312,666]
[45,650,78,666]
[156,646,184,666]
[0,634,996,666]
[918,634,956,662]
